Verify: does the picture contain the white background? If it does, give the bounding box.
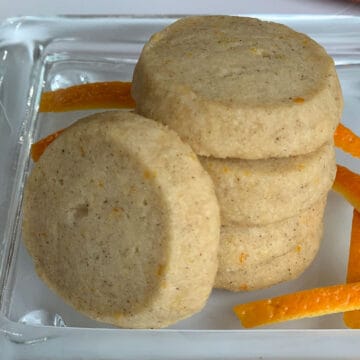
[1,0,360,21]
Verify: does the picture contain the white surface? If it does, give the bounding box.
[1,0,360,21]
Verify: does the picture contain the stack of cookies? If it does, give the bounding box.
[22,15,344,330]
[132,15,343,291]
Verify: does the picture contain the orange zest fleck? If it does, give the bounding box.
[31,129,65,162]
[233,282,360,328]
[293,97,304,103]
[332,165,360,212]
[344,209,360,328]
[239,252,248,264]
[238,284,249,291]
[334,123,360,158]
[39,81,135,112]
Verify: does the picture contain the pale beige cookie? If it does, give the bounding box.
[215,197,326,291]
[200,142,335,226]
[22,111,220,329]
[132,15,343,159]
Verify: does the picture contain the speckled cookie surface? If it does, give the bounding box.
[132,15,343,158]
[200,142,335,226]
[22,111,220,329]
[215,197,326,291]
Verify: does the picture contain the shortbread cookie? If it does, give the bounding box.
[132,16,343,158]
[200,142,335,226]
[22,111,220,329]
[215,197,326,291]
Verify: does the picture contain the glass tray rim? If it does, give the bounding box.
[1,14,360,359]
[1,13,360,35]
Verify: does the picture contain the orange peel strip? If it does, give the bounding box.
[332,164,360,212]
[334,123,360,158]
[233,282,360,328]
[31,129,65,162]
[39,81,135,112]
[344,209,360,328]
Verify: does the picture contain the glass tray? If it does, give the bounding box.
[0,15,360,359]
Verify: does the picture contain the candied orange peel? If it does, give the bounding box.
[31,129,65,162]
[344,209,360,328]
[334,123,360,158]
[233,282,360,328]
[332,165,360,212]
[39,81,135,112]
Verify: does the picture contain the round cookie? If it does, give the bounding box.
[22,111,220,329]
[215,197,326,291]
[200,142,335,226]
[132,15,343,159]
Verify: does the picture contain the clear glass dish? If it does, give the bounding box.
[0,15,360,359]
